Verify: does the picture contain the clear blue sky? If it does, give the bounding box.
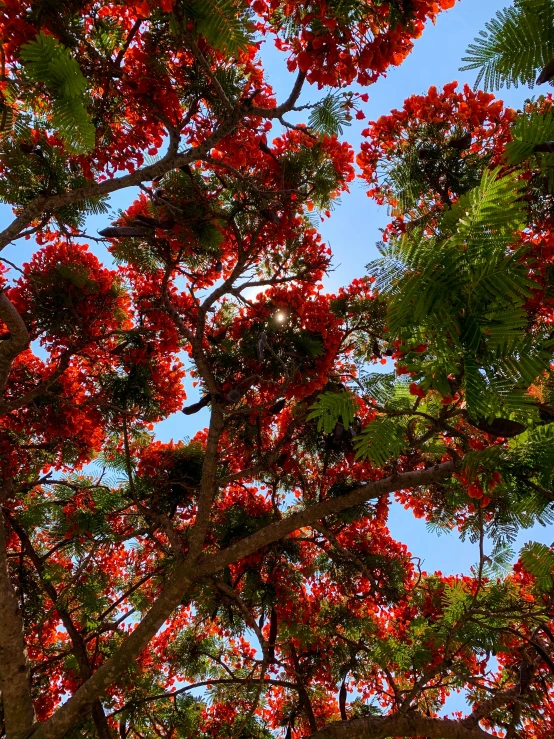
[1,0,552,578]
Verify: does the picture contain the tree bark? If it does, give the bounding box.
[309,714,493,739]
[8,515,113,738]
[0,292,30,392]
[0,514,36,739]
[0,71,305,254]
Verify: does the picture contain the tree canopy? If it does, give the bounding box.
[2,1,554,738]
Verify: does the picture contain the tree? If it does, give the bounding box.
[2,1,554,739]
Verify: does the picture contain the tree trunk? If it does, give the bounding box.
[0,514,36,739]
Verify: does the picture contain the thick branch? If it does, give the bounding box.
[0,292,30,392]
[198,461,456,576]
[27,463,455,738]
[0,512,36,739]
[0,113,241,252]
[8,515,112,738]
[250,70,306,118]
[186,403,225,559]
[309,714,492,739]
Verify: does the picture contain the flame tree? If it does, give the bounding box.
[4,1,554,739]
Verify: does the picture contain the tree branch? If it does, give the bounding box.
[0,291,30,392]
[198,461,456,576]
[27,569,195,739]
[309,714,493,739]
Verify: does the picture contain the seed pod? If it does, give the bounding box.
[132,214,158,227]
[447,131,472,150]
[207,329,227,345]
[537,57,554,85]
[275,452,289,467]
[470,417,526,438]
[182,394,211,415]
[133,215,175,230]
[257,331,268,361]
[260,208,279,224]
[417,146,433,160]
[98,227,153,238]
[267,398,286,415]
[534,141,554,153]
[226,388,242,403]
[519,661,533,695]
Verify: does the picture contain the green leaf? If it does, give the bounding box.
[461,445,505,481]
[307,391,357,434]
[186,0,253,55]
[520,541,554,591]
[308,93,352,137]
[442,582,470,625]
[463,354,490,420]
[461,0,554,91]
[353,417,406,466]
[20,32,95,153]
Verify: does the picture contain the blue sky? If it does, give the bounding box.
[1,0,552,578]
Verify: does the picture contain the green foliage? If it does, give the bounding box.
[280,141,342,209]
[509,422,554,488]
[446,167,527,253]
[0,131,108,222]
[360,372,398,406]
[0,83,17,138]
[442,582,470,625]
[56,264,99,292]
[353,417,406,465]
[184,0,254,55]
[215,504,273,548]
[369,168,549,423]
[506,107,554,163]
[308,93,352,137]
[307,391,356,433]
[461,445,505,482]
[461,0,554,91]
[20,32,95,153]
[520,541,554,590]
[292,331,324,358]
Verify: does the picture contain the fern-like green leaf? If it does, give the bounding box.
[461,445,505,481]
[449,168,527,256]
[308,93,352,137]
[20,32,95,153]
[506,108,554,164]
[463,354,491,420]
[461,0,554,91]
[307,391,357,434]
[187,0,253,55]
[520,541,554,590]
[442,582,470,625]
[353,417,405,466]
